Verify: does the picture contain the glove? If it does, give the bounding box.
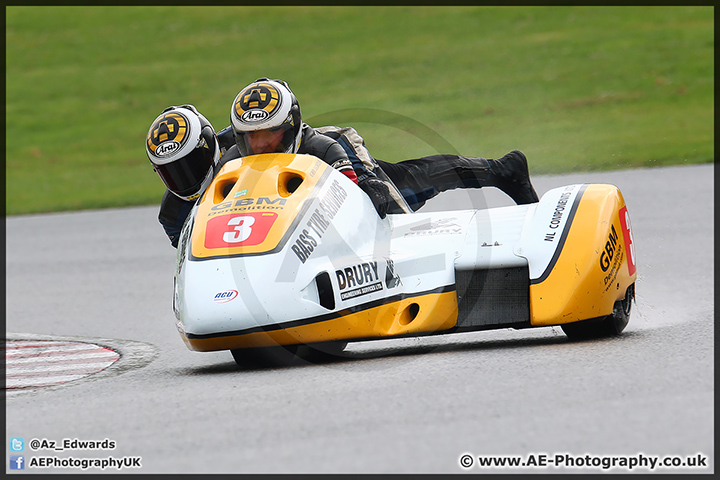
[331,158,359,185]
[358,177,390,219]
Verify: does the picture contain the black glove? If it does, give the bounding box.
[358,177,390,219]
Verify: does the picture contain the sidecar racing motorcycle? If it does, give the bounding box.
[171,153,637,364]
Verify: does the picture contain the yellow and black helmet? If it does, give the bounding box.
[230,78,302,156]
[146,105,219,201]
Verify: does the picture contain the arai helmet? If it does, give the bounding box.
[146,105,220,201]
[230,78,302,156]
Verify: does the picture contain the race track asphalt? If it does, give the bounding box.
[5,164,714,474]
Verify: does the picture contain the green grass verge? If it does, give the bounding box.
[6,6,713,215]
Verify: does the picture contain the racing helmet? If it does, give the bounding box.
[146,105,220,202]
[230,78,302,156]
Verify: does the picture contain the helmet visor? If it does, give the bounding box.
[236,123,296,156]
[155,144,215,198]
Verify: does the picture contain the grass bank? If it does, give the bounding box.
[6,6,713,215]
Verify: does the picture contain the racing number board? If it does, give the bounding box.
[189,154,329,260]
[204,212,279,249]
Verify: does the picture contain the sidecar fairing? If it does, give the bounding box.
[172,153,637,355]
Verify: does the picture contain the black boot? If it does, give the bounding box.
[487,150,539,204]
[377,152,539,209]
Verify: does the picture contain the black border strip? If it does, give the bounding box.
[185,284,456,340]
[530,184,588,285]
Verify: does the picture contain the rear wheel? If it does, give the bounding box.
[561,284,634,340]
[298,341,348,360]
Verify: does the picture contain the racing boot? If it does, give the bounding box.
[486,150,539,204]
[379,152,539,209]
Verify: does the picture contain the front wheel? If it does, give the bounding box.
[230,341,349,366]
[231,345,300,366]
[561,284,635,340]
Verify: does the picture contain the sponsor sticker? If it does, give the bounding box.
[404,218,462,237]
[336,261,382,300]
[599,224,624,292]
[213,290,239,303]
[291,180,347,263]
[334,258,400,301]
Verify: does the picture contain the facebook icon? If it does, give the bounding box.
[10,455,25,470]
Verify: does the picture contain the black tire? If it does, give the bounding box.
[230,345,300,367]
[561,283,634,340]
[230,341,348,366]
[298,341,348,360]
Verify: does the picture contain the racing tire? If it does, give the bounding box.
[231,345,301,367]
[230,341,348,366]
[298,341,349,360]
[561,284,634,340]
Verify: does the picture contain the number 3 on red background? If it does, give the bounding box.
[204,212,278,249]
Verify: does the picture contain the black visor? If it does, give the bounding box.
[155,140,215,198]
